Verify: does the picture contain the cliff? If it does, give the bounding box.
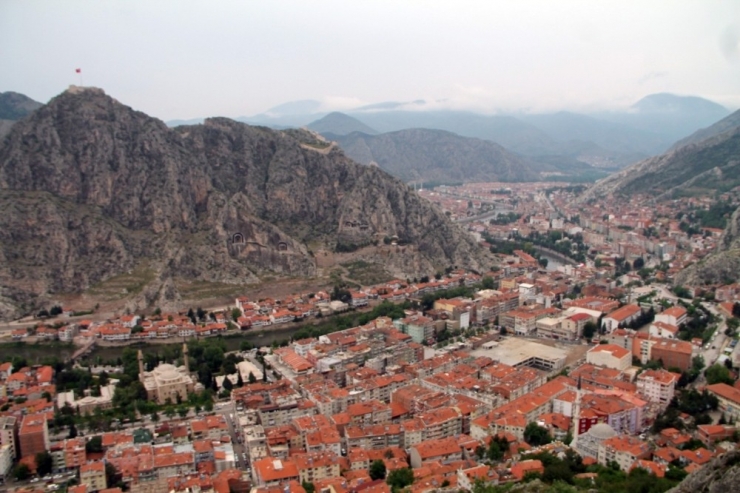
[0,87,488,319]
[675,204,740,286]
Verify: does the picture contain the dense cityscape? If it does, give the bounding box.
[1,178,740,493]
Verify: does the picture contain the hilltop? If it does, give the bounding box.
[0,87,488,319]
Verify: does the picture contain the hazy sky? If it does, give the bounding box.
[2,0,739,120]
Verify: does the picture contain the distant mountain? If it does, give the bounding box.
[228,92,731,175]
[239,99,326,128]
[307,112,378,136]
[0,92,43,120]
[595,93,731,148]
[669,108,740,151]
[519,111,667,157]
[345,110,557,155]
[0,91,43,139]
[166,117,205,127]
[0,87,488,319]
[328,128,542,183]
[579,126,740,201]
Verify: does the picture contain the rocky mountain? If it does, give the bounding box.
[0,87,488,319]
[670,108,740,151]
[307,112,378,136]
[676,204,740,286]
[578,125,740,201]
[667,449,740,493]
[0,91,43,139]
[328,128,542,183]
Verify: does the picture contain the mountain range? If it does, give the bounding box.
[227,93,731,174]
[0,87,488,320]
[324,128,542,183]
[579,109,740,200]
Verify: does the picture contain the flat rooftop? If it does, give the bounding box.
[470,337,569,368]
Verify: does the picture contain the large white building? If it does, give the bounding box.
[139,345,196,405]
[586,344,632,371]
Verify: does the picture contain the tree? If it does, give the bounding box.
[105,462,120,490]
[369,459,387,480]
[386,468,414,490]
[487,434,508,461]
[13,463,30,481]
[68,422,78,439]
[302,482,315,493]
[86,435,103,453]
[222,376,234,391]
[36,450,53,476]
[633,257,645,270]
[481,276,495,289]
[231,308,242,322]
[523,422,551,447]
[706,364,734,385]
[583,321,597,340]
[248,371,257,384]
[538,257,549,268]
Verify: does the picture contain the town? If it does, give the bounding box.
[2,181,740,493]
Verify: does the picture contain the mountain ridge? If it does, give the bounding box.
[328,128,542,183]
[0,87,488,319]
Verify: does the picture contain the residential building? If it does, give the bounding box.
[706,383,740,422]
[18,414,49,458]
[80,462,107,492]
[409,437,462,468]
[602,305,642,332]
[0,417,17,460]
[636,369,678,406]
[650,339,693,371]
[586,344,631,371]
[654,306,687,327]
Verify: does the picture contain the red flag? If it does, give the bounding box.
[75,68,81,73]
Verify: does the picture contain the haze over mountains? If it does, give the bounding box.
[217,94,729,182]
[0,87,488,319]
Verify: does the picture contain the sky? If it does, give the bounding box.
[1,0,739,121]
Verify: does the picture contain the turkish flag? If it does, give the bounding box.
[75,68,81,73]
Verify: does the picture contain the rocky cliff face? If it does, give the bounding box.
[676,204,740,286]
[0,87,488,319]
[667,450,740,493]
[578,126,740,202]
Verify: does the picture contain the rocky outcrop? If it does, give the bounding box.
[667,450,740,493]
[676,205,740,286]
[578,126,740,202]
[0,87,488,318]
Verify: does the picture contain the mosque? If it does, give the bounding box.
[138,343,198,404]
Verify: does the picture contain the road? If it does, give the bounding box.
[456,208,512,224]
[215,401,249,471]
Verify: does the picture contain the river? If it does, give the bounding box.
[534,247,576,272]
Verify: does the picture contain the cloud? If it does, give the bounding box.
[638,71,668,84]
[318,96,368,113]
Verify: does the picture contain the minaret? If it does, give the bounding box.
[137,350,145,380]
[183,343,190,373]
[570,375,583,448]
